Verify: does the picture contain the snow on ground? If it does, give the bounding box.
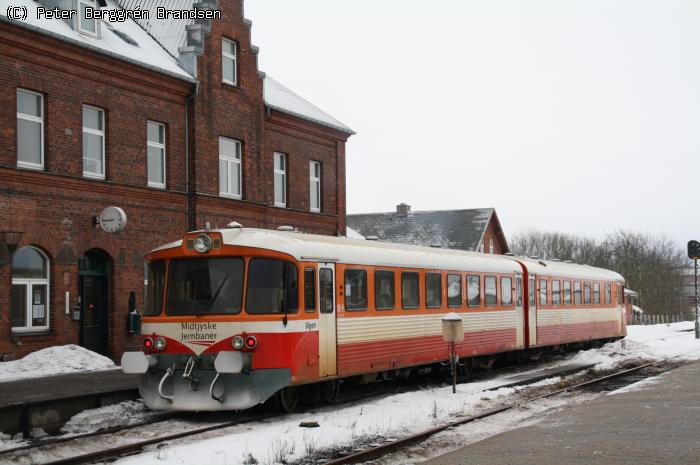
[61,400,161,435]
[107,322,700,465]
[0,345,116,383]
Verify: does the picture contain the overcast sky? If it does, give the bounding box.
[245,0,700,248]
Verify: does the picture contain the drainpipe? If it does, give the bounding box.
[185,82,199,232]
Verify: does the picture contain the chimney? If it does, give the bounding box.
[396,203,411,217]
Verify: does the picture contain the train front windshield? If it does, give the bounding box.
[165,258,245,316]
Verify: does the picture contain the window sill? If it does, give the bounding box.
[17,162,44,171]
[11,329,54,337]
[83,172,106,181]
[148,183,166,190]
[220,193,242,200]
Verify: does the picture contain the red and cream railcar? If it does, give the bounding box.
[121,227,625,411]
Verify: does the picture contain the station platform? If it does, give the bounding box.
[0,369,138,435]
[421,360,700,465]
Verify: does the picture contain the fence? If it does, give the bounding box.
[629,313,695,325]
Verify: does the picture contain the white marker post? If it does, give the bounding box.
[442,312,464,393]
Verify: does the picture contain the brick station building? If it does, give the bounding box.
[0,0,353,360]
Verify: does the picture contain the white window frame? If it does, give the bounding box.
[222,38,238,86]
[78,0,98,37]
[82,105,105,180]
[309,160,321,212]
[219,137,242,199]
[147,121,166,189]
[16,89,44,170]
[274,152,287,208]
[11,247,50,332]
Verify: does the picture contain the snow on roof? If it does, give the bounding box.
[0,0,193,81]
[117,0,354,134]
[510,256,625,282]
[263,76,355,134]
[345,226,366,240]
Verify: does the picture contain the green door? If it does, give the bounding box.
[79,251,110,356]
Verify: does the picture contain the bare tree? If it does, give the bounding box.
[510,230,687,315]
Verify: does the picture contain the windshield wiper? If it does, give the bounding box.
[206,273,229,315]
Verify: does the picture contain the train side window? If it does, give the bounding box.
[551,280,560,305]
[447,274,462,308]
[484,276,497,307]
[501,277,513,306]
[574,281,582,305]
[593,282,600,304]
[563,281,572,305]
[467,275,481,307]
[516,277,522,307]
[402,272,420,309]
[618,284,624,304]
[605,283,612,304]
[426,273,442,308]
[584,282,591,304]
[539,279,548,306]
[319,268,334,314]
[345,269,367,311]
[246,258,298,314]
[529,277,536,307]
[304,268,316,313]
[375,270,395,310]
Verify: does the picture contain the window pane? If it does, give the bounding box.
[594,283,601,304]
[401,272,420,309]
[564,281,572,305]
[447,274,461,307]
[11,284,27,328]
[222,56,235,83]
[83,107,102,131]
[274,153,285,170]
[501,277,512,306]
[485,276,497,307]
[274,172,286,205]
[246,259,298,314]
[219,159,228,193]
[231,161,241,196]
[552,280,561,305]
[319,268,334,314]
[147,122,164,144]
[375,270,395,310]
[13,247,47,279]
[584,283,591,304]
[80,3,96,32]
[83,133,104,175]
[148,146,164,185]
[166,258,244,315]
[222,38,235,56]
[516,277,523,307]
[219,138,239,159]
[311,178,320,211]
[606,283,612,304]
[426,273,442,308]
[17,119,42,165]
[529,278,536,306]
[539,279,548,305]
[17,90,42,117]
[304,268,316,312]
[344,269,367,311]
[31,284,47,327]
[468,275,481,307]
[144,261,165,316]
[574,282,582,305]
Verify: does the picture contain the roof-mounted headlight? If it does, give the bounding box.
[194,234,213,253]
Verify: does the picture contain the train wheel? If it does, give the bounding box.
[278,386,300,413]
[458,358,473,377]
[321,380,341,404]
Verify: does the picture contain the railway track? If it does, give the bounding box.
[4,338,693,465]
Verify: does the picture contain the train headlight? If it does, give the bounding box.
[193,234,213,253]
[245,335,258,349]
[232,335,245,350]
[143,337,154,350]
[154,337,167,351]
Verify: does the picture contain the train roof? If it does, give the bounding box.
[510,256,624,282]
[152,228,624,282]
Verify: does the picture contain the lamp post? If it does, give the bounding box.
[688,241,700,340]
[0,230,23,260]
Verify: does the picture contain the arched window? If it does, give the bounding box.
[11,246,50,331]
[489,239,494,254]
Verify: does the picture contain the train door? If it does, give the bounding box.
[318,263,337,377]
[528,275,538,347]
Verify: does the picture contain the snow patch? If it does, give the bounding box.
[0,345,116,383]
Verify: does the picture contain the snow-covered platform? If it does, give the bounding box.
[421,360,700,465]
[0,369,138,435]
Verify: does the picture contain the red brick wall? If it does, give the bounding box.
[482,217,507,255]
[0,3,351,360]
